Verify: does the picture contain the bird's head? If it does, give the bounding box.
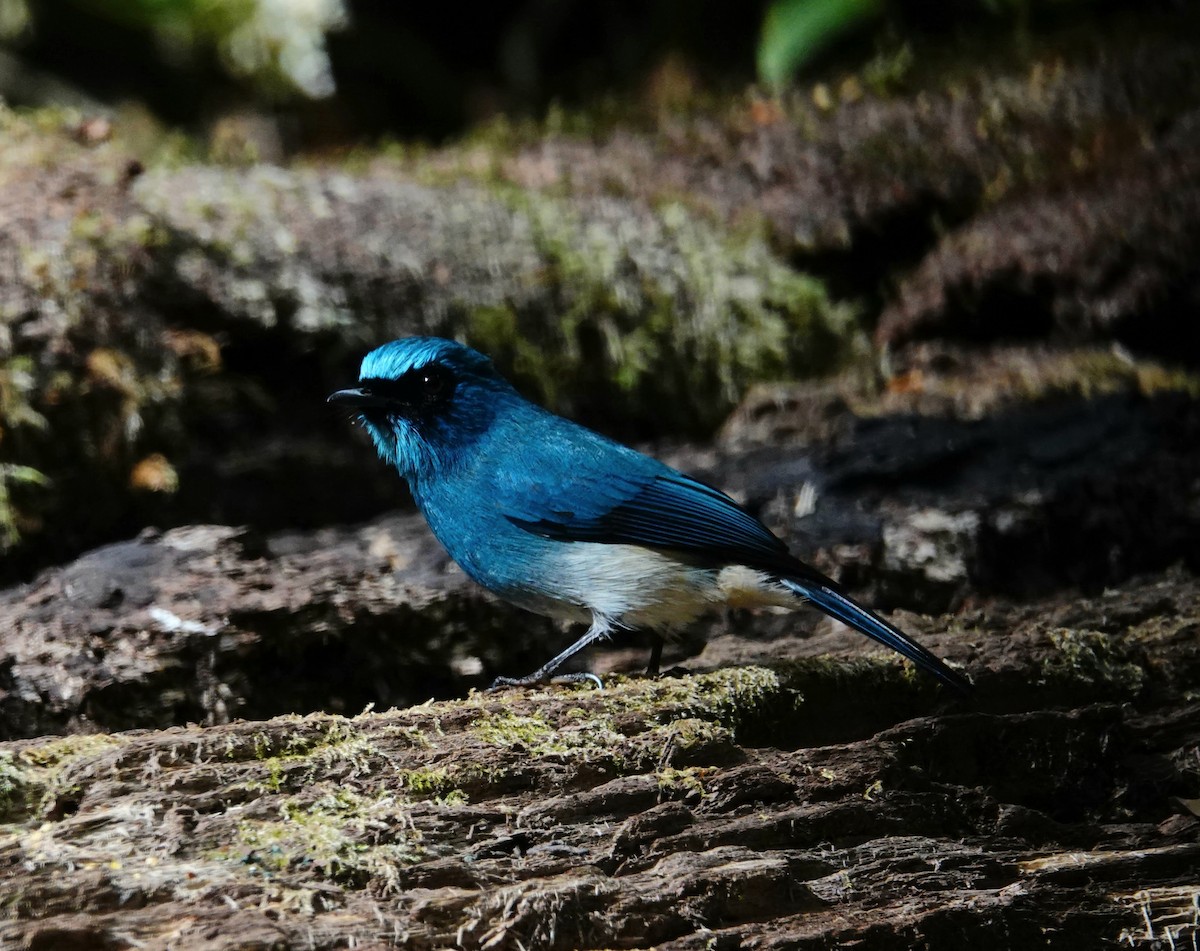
[328,337,517,481]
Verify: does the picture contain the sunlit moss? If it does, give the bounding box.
[0,734,125,823]
[597,666,805,743]
[226,787,424,890]
[396,765,456,796]
[656,765,709,799]
[223,717,392,795]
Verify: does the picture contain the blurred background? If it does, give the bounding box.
[0,0,1157,151]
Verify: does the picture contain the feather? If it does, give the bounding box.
[507,470,790,570]
[781,577,972,693]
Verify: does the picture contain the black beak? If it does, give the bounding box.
[327,387,392,410]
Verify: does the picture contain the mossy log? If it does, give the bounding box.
[1,569,1198,949]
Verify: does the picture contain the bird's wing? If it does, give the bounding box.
[504,463,794,572]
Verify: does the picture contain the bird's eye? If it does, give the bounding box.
[419,368,453,405]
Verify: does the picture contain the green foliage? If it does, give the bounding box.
[0,464,47,550]
[758,0,884,89]
[758,0,1106,88]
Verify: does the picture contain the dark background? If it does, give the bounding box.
[0,0,1157,149]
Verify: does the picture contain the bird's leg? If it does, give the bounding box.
[646,634,664,677]
[489,616,612,690]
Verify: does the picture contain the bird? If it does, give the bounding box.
[329,337,971,693]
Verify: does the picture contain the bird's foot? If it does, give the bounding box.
[488,670,603,692]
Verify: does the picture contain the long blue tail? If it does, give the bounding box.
[781,577,972,693]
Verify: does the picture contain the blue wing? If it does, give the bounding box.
[484,408,788,569]
[506,467,794,571]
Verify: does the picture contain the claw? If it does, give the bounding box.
[557,672,603,690]
[487,670,603,692]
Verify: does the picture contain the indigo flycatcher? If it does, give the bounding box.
[330,337,970,693]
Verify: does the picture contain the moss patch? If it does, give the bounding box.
[1042,629,1148,695]
[469,191,858,435]
[0,734,125,823]
[226,786,425,890]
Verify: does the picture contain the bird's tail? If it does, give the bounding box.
[780,576,972,694]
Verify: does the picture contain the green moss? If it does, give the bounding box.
[374,673,796,804]
[0,356,51,550]
[13,734,122,770]
[650,717,735,750]
[985,348,1200,407]
[839,347,1200,425]
[472,708,628,764]
[643,717,741,770]
[0,128,191,550]
[397,765,456,796]
[469,190,858,434]
[224,717,392,795]
[862,42,916,96]
[0,734,124,823]
[472,711,556,748]
[1067,351,1200,400]
[0,462,48,550]
[227,787,424,889]
[434,789,469,808]
[393,766,471,807]
[0,752,34,823]
[656,766,708,799]
[223,721,322,762]
[1042,629,1147,694]
[599,666,804,743]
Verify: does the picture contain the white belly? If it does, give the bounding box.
[544,543,797,633]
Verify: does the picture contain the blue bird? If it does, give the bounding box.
[329,337,971,693]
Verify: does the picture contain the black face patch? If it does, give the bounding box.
[359,365,457,415]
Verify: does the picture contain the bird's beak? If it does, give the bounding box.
[327,387,392,410]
